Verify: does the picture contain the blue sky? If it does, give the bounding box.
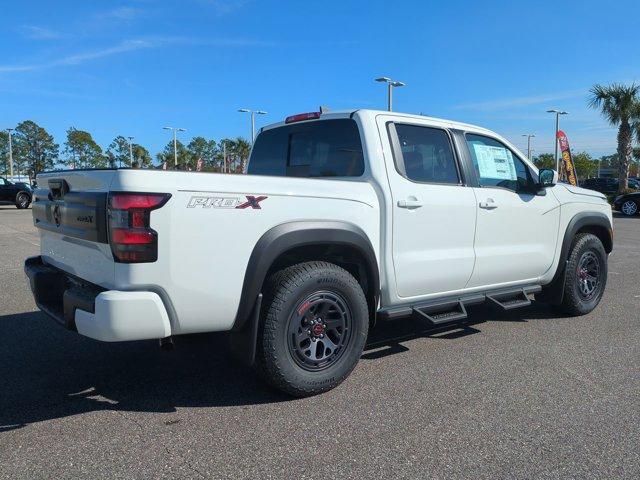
[1,0,639,160]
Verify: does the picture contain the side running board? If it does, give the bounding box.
[486,289,531,311]
[378,285,542,324]
[413,301,468,325]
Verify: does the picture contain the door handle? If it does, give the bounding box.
[397,197,423,209]
[479,199,498,209]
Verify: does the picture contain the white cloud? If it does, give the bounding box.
[19,25,64,40]
[95,6,142,22]
[452,89,587,111]
[0,39,156,73]
[199,0,251,14]
[0,36,275,74]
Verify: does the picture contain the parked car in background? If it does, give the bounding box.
[0,177,32,209]
[613,191,640,216]
[581,177,640,194]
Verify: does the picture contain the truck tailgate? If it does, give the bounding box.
[33,170,117,288]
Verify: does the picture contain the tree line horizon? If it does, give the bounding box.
[0,122,252,178]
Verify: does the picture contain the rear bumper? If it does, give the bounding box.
[24,256,171,342]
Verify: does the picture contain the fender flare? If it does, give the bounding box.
[541,211,613,301]
[232,220,379,332]
[558,211,612,267]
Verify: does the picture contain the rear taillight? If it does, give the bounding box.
[108,192,171,263]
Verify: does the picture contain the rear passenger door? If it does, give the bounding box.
[380,120,478,299]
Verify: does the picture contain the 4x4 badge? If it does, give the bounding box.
[235,196,267,209]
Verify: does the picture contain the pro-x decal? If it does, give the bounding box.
[235,195,267,209]
[187,195,267,209]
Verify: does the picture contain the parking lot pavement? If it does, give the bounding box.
[0,205,638,479]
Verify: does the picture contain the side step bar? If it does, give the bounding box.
[378,285,542,324]
[486,289,531,311]
[413,301,467,326]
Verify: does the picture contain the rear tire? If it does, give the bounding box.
[15,192,30,209]
[557,233,607,316]
[256,261,369,397]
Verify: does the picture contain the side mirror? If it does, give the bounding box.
[538,168,557,187]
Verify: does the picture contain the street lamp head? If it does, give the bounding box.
[163,126,172,130]
[256,110,268,115]
[375,77,404,87]
[559,111,569,115]
[238,108,250,113]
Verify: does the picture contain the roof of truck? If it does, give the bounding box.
[260,109,495,136]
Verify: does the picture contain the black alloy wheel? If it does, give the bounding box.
[287,291,352,372]
[575,251,601,301]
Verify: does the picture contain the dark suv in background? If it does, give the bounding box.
[0,177,32,209]
[581,177,640,194]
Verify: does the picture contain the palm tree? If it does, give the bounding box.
[233,137,251,174]
[588,83,640,191]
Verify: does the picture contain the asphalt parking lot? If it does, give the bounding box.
[0,205,638,479]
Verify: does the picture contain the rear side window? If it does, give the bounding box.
[248,119,364,178]
[394,124,460,184]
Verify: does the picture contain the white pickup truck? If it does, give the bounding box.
[25,109,613,396]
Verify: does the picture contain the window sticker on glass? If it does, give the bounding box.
[472,144,517,180]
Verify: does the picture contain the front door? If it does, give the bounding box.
[463,133,560,288]
[380,119,478,299]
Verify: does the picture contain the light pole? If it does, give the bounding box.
[163,126,186,167]
[375,77,405,111]
[6,128,14,177]
[221,140,226,173]
[127,136,134,167]
[522,134,535,160]
[238,109,267,143]
[547,109,568,171]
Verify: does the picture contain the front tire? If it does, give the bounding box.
[557,233,607,316]
[256,261,369,397]
[620,200,638,216]
[15,193,30,209]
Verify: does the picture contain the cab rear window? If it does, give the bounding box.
[248,119,364,178]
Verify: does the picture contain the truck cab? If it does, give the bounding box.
[249,110,611,310]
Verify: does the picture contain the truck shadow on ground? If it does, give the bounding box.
[0,301,562,431]
[364,301,561,359]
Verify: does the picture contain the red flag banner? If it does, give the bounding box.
[556,130,578,186]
